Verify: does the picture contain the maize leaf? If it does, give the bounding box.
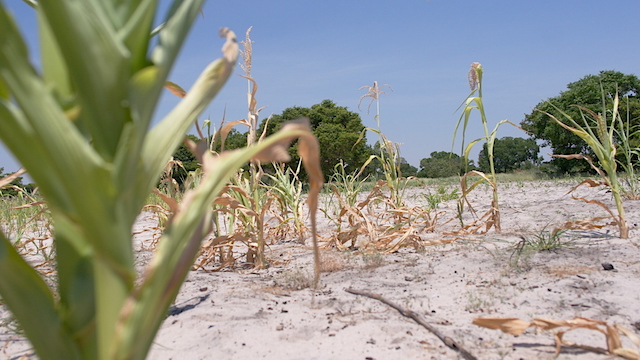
[0,230,80,360]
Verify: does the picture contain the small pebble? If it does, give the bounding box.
[601,263,615,271]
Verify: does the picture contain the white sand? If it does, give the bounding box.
[3,179,640,360]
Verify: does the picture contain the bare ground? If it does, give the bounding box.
[2,179,640,360]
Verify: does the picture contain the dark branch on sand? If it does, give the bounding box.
[345,288,477,360]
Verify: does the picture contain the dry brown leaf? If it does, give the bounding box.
[164,81,187,98]
[251,117,323,286]
[606,324,623,353]
[565,178,608,196]
[472,318,531,335]
[218,119,250,151]
[152,188,179,215]
[11,201,46,209]
[616,325,640,348]
[553,154,608,180]
[476,316,640,358]
[0,168,26,188]
[613,348,640,360]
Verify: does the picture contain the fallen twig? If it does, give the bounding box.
[345,287,477,360]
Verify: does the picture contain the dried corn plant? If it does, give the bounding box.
[160,27,297,270]
[474,316,640,359]
[323,180,442,254]
[157,157,186,200]
[192,182,272,271]
[322,89,448,253]
[231,27,273,268]
[357,81,413,209]
[543,91,629,238]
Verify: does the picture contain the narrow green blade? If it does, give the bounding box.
[0,231,80,360]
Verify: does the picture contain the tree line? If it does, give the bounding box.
[171,70,640,182]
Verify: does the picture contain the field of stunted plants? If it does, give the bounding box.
[3,172,640,360]
[1,1,640,360]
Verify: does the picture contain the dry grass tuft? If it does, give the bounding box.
[545,265,595,278]
[319,251,347,272]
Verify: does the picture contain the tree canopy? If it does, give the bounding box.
[521,70,640,173]
[478,137,540,173]
[398,157,418,177]
[258,99,371,178]
[417,151,469,178]
[0,167,33,196]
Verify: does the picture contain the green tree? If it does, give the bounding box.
[521,70,640,173]
[478,137,540,173]
[398,157,418,177]
[171,135,199,185]
[0,167,34,196]
[171,129,248,186]
[417,151,468,178]
[259,99,371,177]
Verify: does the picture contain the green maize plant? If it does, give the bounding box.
[329,160,369,208]
[452,63,518,233]
[613,96,640,200]
[543,91,629,238]
[264,162,307,243]
[0,1,323,360]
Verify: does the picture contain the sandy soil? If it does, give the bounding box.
[2,179,640,360]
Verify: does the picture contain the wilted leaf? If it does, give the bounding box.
[606,323,623,353]
[565,177,609,195]
[472,317,531,335]
[164,81,187,98]
[0,168,26,188]
[152,189,179,215]
[613,348,640,360]
[616,325,640,348]
[218,119,250,151]
[475,316,640,358]
[11,201,45,209]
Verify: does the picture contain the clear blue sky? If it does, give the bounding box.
[2,0,639,174]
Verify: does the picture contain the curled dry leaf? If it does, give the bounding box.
[252,117,324,287]
[553,153,608,180]
[474,316,640,359]
[554,216,614,233]
[218,119,250,151]
[471,318,531,335]
[0,168,26,188]
[164,81,187,98]
[566,178,608,193]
